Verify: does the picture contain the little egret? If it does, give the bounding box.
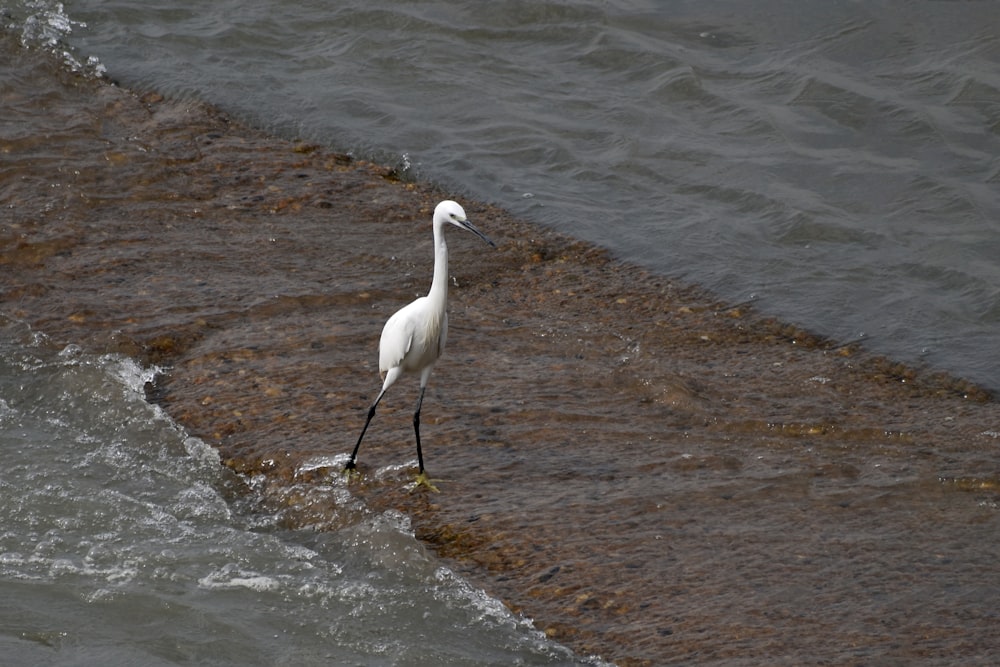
[345,200,495,489]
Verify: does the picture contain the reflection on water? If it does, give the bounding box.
[3,19,1000,667]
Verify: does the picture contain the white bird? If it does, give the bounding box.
[345,200,495,489]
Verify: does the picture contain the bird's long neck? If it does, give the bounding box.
[427,223,449,311]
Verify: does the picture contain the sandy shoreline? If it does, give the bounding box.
[5,45,1000,665]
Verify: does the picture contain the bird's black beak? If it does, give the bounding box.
[460,219,496,248]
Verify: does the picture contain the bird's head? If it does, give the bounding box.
[435,200,496,247]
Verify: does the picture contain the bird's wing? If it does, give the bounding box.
[379,306,417,374]
[438,310,448,357]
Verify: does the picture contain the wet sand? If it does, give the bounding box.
[5,41,1000,665]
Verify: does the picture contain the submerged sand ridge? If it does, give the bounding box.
[4,50,1000,665]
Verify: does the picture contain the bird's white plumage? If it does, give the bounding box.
[378,297,447,379]
[346,200,495,486]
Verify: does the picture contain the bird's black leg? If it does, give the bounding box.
[346,390,384,472]
[412,386,426,474]
[411,387,438,491]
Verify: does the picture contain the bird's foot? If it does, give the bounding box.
[412,471,440,493]
[343,462,360,482]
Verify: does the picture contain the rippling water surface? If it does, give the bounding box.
[0,320,597,665]
[4,2,1000,664]
[27,0,1000,389]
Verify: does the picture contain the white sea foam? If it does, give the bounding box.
[9,0,106,75]
[198,566,281,593]
[294,453,351,476]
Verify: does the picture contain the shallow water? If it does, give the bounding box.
[0,320,597,665]
[4,5,1000,666]
[27,0,1000,389]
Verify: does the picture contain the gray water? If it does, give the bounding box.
[0,318,599,665]
[31,0,1000,389]
[3,1,1000,664]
